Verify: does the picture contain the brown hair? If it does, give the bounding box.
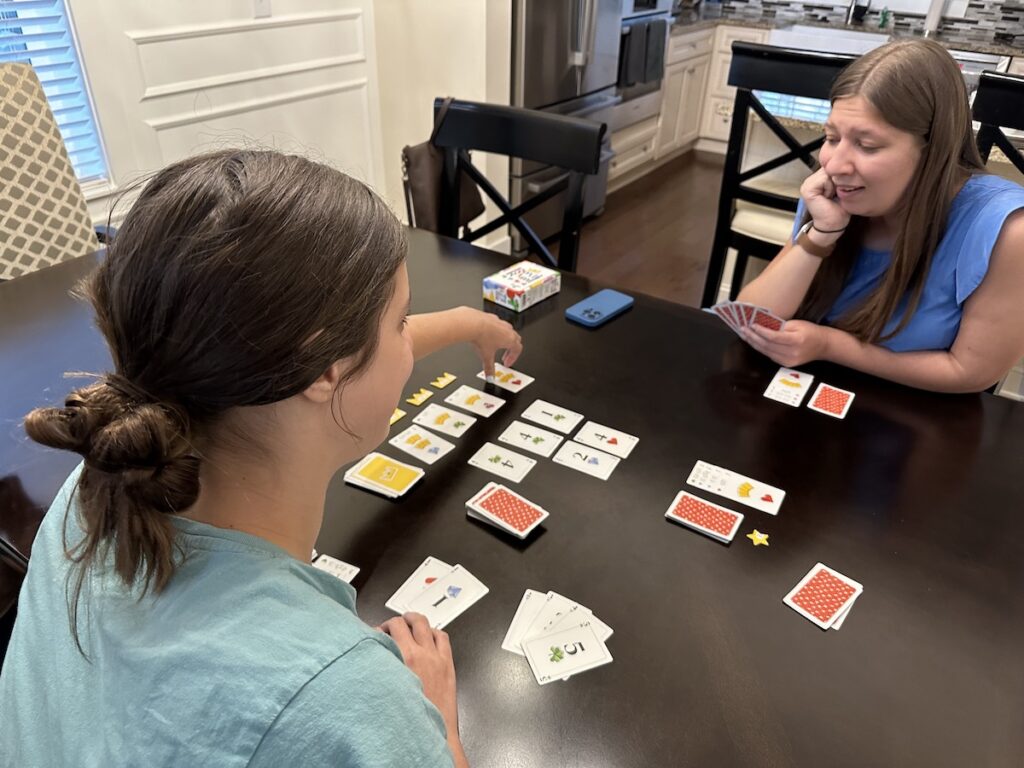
[24,150,406,648]
[797,39,986,342]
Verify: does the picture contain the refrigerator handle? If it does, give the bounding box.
[570,0,597,68]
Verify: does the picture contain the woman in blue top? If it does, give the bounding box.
[0,151,523,767]
[737,39,1024,392]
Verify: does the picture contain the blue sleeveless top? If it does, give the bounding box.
[791,174,1024,352]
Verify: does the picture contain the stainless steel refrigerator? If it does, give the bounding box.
[510,0,622,255]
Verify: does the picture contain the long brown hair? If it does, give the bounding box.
[24,150,406,650]
[797,39,986,342]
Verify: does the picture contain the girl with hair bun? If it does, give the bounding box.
[737,39,1024,393]
[0,150,520,767]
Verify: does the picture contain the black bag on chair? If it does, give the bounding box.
[402,97,485,232]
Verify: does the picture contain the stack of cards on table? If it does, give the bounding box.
[783,563,863,630]
[710,301,786,334]
[344,452,424,498]
[465,482,549,539]
[502,589,614,685]
[664,490,744,543]
[386,557,488,629]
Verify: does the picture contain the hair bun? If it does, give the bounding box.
[25,379,200,513]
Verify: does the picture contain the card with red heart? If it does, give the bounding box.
[807,383,855,419]
[783,563,863,629]
[685,459,784,515]
[572,420,639,459]
[476,364,534,393]
[664,491,744,543]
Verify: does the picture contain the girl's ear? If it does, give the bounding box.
[302,360,346,404]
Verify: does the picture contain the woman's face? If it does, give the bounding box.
[820,95,924,219]
[334,263,414,456]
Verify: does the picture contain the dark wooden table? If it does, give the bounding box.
[4,230,1024,766]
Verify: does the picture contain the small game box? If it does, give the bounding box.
[483,261,561,313]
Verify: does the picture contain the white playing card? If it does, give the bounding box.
[412,403,477,438]
[476,364,535,393]
[311,554,360,584]
[552,440,620,481]
[686,460,785,516]
[783,562,863,630]
[545,603,614,643]
[522,621,613,685]
[763,367,815,407]
[520,399,585,434]
[573,421,639,459]
[444,384,505,418]
[830,595,858,630]
[405,565,489,629]
[501,589,548,655]
[468,442,536,483]
[385,556,454,614]
[388,426,456,465]
[497,419,564,458]
[521,591,577,643]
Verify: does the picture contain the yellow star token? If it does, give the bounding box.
[746,529,769,547]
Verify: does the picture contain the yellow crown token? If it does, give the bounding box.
[405,388,433,406]
[431,372,457,389]
[389,408,406,425]
[737,481,754,498]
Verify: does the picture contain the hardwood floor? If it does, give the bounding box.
[573,151,724,308]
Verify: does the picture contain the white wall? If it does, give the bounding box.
[373,0,512,250]
[68,0,386,225]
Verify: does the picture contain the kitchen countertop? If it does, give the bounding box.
[672,7,1024,57]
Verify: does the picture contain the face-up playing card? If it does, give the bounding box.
[763,366,815,407]
[521,591,577,643]
[467,442,537,483]
[466,483,549,538]
[385,556,454,614]
[388,426,456,465]
[552,440,620,481]
[545,603,614,643]
[412,403,477,438]
[664,490,744,543]
[522,621,613,685]
[520,399,585,435]
[686,460,785,516]
[311,554,360,584]
[497,419,564,458]
[807,383,855,419]
[344,452,425,498]
[476,364,535,393]
[501,589,548,655]
[783,563,863,630]
[573,421,639,459]
[444,384,505,417]
[405,564,489,629]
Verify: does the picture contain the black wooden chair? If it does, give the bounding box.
[700,43,857,307]
[430,98,606,273]
[973,71,1024,177]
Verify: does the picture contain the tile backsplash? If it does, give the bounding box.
[719,0,1024,48]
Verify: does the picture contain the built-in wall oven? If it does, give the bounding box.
[608,0,674,132]
[510,0,622,256]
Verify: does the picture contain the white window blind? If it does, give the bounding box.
[1,0,108,183]
[754,91,832,125]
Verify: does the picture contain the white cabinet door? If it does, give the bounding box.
[655,61,687,158]
[677,55,710,147]
[1009,58,1024,76]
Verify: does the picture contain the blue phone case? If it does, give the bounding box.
[565,289,634,328]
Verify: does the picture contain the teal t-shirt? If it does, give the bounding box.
[0,465,454,768]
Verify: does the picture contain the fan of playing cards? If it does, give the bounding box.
[502,589,614,685]
[710,300,786,334]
